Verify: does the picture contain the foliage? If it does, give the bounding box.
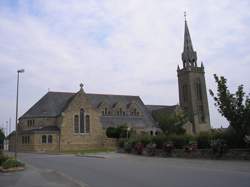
[209,74,250,140]
[0,154,8,166]
[134,142,144,155]
[222,127,245,148]
[152,134,168,149]
[211,139,227,158]
[0,128,5,148]
[106,125,129,139]
[2,159,24,169]
[152,110,187,135]
[168,134,193,149]
[195,132,212,149]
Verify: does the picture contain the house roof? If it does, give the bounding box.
[20,91,164,129]
[146,105,177,114]
[21,92,149,118]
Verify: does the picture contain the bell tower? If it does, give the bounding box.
[177,14,211,134]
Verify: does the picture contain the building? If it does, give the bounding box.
[8,18,211,152]
[177,19,211,133]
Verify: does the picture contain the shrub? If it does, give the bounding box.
[152,134,168,149]
[196,132,211,149]
[0,154,8,166]
[106,127,119,138]
[168,134,192,149]
[134,142,144,155]
[106,125,129,139]
[2,159,24,169]
[138,134,152,146]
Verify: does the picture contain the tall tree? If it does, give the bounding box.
[209,74,250,139]
[0,128,5,149]
[152,109,187,135]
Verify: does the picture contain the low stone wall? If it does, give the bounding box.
[119,148,250,160]
[103,138,117,148]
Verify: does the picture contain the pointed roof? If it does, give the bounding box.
[181,16,197,67]
[183,20,194,53]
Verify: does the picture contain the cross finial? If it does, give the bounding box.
[184,11,187,21]
[80,83,84,90]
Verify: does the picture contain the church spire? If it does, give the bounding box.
[182,12,197,69]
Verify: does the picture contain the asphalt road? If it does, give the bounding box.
[1,153,250,187]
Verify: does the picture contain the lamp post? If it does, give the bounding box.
[15,69,24,159]
[127,127,130,139]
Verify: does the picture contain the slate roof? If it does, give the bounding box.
[21,92,75,118]
[20,91,157,129]
[146,105,177,114]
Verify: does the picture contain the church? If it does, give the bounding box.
[8,19,211,152]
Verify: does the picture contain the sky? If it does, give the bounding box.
[0,0,250,134]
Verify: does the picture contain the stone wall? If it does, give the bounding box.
[19,117,57,131]
[60,90,106,151]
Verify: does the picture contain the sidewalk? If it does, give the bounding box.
[0,164,88,187]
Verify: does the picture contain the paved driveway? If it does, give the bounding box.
[1,153,250,187]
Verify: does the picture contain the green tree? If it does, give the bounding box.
[0,129,5,149]
[209,74,250,140]
[152,110,187,135]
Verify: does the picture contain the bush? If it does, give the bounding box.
[137,134,152,146]
[152,134,168,149]
[168,134,192,149]
[196,132,211,149]
[0,154,8,166]
[222,127,246,148]
[106,127,119,138]
[106,125,129,139]
[2,159,24,169]
[134,142,144,155]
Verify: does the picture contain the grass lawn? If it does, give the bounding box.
[62,147,116,155]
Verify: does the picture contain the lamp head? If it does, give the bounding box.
[17,69,25,73]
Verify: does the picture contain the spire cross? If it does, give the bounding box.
[184,11,187,21]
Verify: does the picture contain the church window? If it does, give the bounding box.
[86,115,90,133]
[123,111,126,116]
[119,108,122,115]
[102,111,105,115]
[80,108,85,133]
[42,135,47,144]
[150,131,153,136]
[74,115,79,133]
[48,135,53,144]
[27,119,35,128]
[22,136,30,144]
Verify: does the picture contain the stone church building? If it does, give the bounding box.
[8,19,211,152]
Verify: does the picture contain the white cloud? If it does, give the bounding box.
[0,0,250,131]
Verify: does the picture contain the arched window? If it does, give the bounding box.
[80,108,85,133]
[86,115,90,133]
[74,115,79,133]
[48,135,53,144]
[42,135,47,144]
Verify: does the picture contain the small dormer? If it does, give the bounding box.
[112,102,126,116]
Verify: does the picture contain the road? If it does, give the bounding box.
[1,152,250,187]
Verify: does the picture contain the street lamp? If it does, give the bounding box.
[15,69,24,159]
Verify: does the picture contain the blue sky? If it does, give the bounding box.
[0,0,250,133]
